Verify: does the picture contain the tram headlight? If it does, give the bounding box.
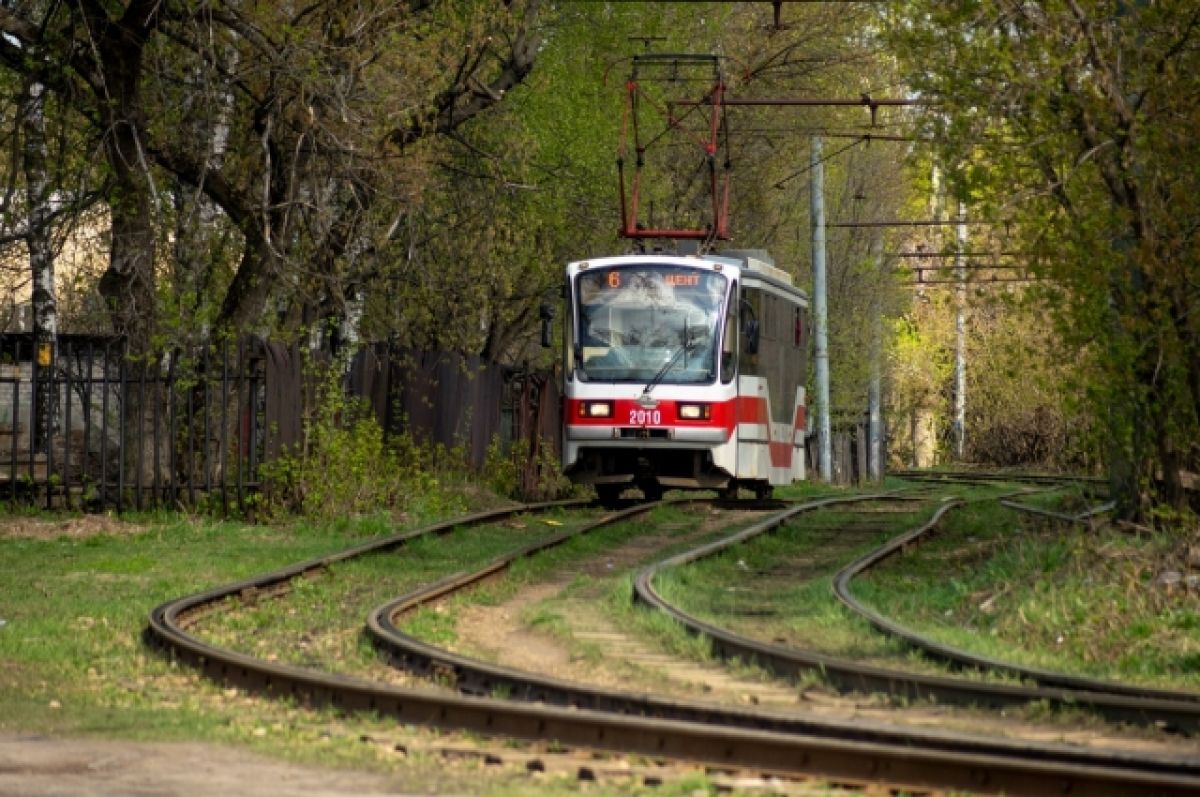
[677,403,712,420]
[579,401,613,418]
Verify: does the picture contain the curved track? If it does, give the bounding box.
[147,493,1200,796]
[833,495,1198,713]
[633,490,1200,733]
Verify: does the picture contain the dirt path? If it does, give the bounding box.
[452,507,804,706]
[0,735,428,797]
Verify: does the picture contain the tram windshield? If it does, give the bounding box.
[574,265,727,384]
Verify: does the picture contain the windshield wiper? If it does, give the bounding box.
[639,328,704,404]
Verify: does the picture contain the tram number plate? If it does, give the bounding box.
[629,409,662,426]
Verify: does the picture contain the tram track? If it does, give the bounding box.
[832,495,1199,713]
[145,488,1200,795]
[634,497,1200,734]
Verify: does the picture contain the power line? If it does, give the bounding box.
[829,219,999,228]
[888,251,1023,258]
[901,277,1046,287]
[897,263,1026,271]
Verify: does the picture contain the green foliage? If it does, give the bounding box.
[259,367,460,521]
[482,435,521,499]
[483,434,574,502]
[884,1,1200,515]
[860,498,1200,690]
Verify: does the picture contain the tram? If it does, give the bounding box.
[560,250,809,502]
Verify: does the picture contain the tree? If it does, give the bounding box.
[0,0,543,354]
[887,0,1200,517]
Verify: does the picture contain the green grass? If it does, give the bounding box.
[6,480,1192,791]
[197,505,605,670]
[856,494,1200,690]
[640,481,1132,682]
[0,512,418,745]
[648,493,950,642]
[0,503,705,794]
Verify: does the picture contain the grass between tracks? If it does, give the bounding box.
[656,479,1200,694]
[645,482,976,676]
[0,499,745,795]
[3,477,1198,793]
[855,487,1200,691]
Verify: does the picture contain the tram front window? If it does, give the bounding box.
[575,266,726,383]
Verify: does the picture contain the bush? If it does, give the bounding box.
[482,434,574,502]
[259,368,458,521]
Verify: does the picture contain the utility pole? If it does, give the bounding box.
[810,136,831,482]
[953,201,967,459]
[867,233,883,482]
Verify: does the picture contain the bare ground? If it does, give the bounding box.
[0,735,431,797]
[0,514,139,541]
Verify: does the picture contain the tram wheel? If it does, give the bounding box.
[754,482,774,501]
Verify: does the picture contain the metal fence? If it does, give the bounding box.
[348,344,562,492]
[806,417,887,486]
[0,335,561,511]
[0,335,273,511]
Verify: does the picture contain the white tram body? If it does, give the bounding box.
[561,251,809,500]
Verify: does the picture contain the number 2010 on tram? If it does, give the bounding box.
[561,250,809,502]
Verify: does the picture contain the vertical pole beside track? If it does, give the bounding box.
[810,136,832,482]
[953,201,967,460]
[83,342,93,508]
[867,233,883,482]
[63,349,72,509]
[10,352,18,504]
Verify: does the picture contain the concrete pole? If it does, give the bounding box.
[953,201,967,460]
[810,136,832,482]
[867,233,883,481]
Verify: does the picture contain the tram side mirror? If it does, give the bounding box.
[743,319,760,355]
[539,301,556,348]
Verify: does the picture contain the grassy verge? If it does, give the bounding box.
[642,484,992,669]
[0,502,720,794]
[856,490,1200,690]
[403,502,745,664]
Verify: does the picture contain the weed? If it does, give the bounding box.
[257,364,467,522]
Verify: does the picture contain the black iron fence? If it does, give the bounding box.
[0,335,277,511]
[806,416,888,486]
[0,335,560,511]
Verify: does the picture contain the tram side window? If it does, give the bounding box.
[766,293,786,422]
[740,287,805,426]
[739,287,763,377]
[779,302,804,426]
[791,305,808,398]
[564,289,575,382]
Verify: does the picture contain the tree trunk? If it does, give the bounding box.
[86,0,160,357]
[21,75,56,451]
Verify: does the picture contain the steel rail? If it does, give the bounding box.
[832,503,1200,726]
[368,496,1200,780]
[368,500,899,729]
[146,500,1200,796]
[168,498,591,623]
[367,496,957,729]
[635,498,1200,733]
[1000,497,1117,523]
[891,469,1107,486]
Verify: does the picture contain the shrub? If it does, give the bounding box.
[259,367,457,521]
